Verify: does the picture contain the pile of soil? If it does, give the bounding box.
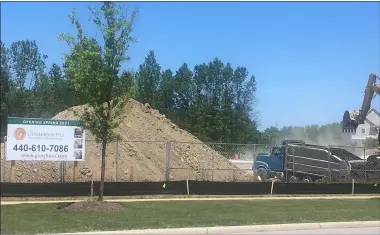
[1,99,252,183]
[60,201,127,212]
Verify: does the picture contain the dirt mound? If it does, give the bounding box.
[1,99,252,183]
[60,201,127,212]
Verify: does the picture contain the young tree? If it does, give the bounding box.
[60,2,137,201]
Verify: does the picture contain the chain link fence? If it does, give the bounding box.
[1,139,379,184]
[168,142,270,182]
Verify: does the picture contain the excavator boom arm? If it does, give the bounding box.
[358,74,378,124]
[342,73,379,148]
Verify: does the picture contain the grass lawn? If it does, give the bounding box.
[1,198,379,234]
[2,194,379,201]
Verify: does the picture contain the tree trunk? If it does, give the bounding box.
[98,139,107,201]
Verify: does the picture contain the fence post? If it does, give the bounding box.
[270,179,275,195]
[1,138,6,182]
[328,146,332,182]
[63,162,66,183]
[116,140,120,182]
[10,160,15,183]
[211,143,215,181]
[284,145,288,183]
[73,161,78,182]
[252,144,257,180]
[186,179,190,195]
[60,161,63,183]
[363,147,367,182]
[351,178,355,195]
[292,146,295,176]
[91,178,94,197]
[165,141,172,181]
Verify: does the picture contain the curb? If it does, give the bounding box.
[2,195,380,205]
[60,221,380,234]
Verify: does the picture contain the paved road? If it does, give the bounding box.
[235,227,380,234]
[50,226,380,235]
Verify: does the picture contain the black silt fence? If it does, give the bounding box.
[0,181,187,197]
[1,181,379,197]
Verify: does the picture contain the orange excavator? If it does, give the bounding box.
[342,73,380,150]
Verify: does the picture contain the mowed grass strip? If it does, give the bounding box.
[2,194,379,201]
[1,198,379,234]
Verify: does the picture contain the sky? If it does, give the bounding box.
[1,1,379,131]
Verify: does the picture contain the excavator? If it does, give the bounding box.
[341,73,380,181]
[252,73,380,183]
[342,73,380,151]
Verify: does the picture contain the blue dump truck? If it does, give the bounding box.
[252,140,380,183]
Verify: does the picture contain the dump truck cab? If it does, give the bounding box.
[253,146,286,181]
[254,140,304,173]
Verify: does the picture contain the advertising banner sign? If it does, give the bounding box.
[6,117,85,161]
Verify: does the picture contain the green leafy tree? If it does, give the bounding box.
[0,42,11,136]
[157,57,260,144]
[48,63,78,114]
[60,2,137,201]
[172,63,193,129]
[259,126,280,145]
[9,40,47,91]
[135,50,161,107]
[33,73,53,118]
[6,40,48,118]
[155,69,175,114]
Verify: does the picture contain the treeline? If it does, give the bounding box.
[0,40,351,145]
[134,51,258,143]
[0,41,258,143]
[260,123,352,146]
[0,40,80,119]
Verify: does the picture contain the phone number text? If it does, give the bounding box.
[12,144,69,153]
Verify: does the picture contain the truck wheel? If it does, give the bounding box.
[288,175,299,183]
[315,179,323,183]
[301,176,312,183]
[256,168,268,181]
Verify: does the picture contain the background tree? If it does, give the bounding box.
[1,37,351,148]
[60,2,137,201]
[0,42,10,136]
[171,63,193,130]
[49,63,81,114]
[134,50,161,108]
[155,69,175,114]
[6,40,48,118]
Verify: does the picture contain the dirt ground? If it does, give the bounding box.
[1,100,252,183]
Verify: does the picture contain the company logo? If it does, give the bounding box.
[14,128,26,140]
[28,130,64,138]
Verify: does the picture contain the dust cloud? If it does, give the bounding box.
[275,129,352,147]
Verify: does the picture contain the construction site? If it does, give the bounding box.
[0,73,379,184]
[1,74,380,183]
[1,99,254,183]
